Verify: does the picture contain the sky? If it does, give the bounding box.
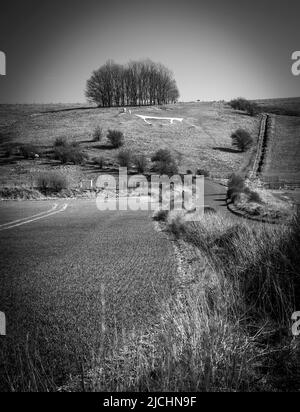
[0,0,299,103]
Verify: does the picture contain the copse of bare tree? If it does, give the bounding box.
[86,59,180,107]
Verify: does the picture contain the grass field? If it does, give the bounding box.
[256,97,300,117]
[0,202,177,391]
[262,115,300,183]
[0,102,260,188]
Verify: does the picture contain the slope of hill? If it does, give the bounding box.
[0,102,259,187]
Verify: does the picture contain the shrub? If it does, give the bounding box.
[153,209,169,222]
[54,145,88,165]
[231,128,253,152]
[228,174,245,190]
[248,190,262,203]
[167,213,186,238]
[229,98,261,116]
[36,171,68,193]
[107,129,124,148]
[70,141,80,148]
[151,149,173,164]
[229,97,249,111]
[227,174,245,201]
[54,137,67,147]
[151,149,179,175]
[196,169,210,177]
[92,126,103,142]
[246,102,260,116]
[19,144,41,159]
[94,156,105,169]
[133,155,148,173]
[117,149,132,167]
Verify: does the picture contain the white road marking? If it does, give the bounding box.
[0,204,58,228]
[0,204,68,231]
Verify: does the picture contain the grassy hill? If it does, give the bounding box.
[0,102,259,188]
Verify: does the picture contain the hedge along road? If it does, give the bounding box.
[0,179,229,388]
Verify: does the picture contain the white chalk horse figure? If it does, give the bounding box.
[136,114,183,125]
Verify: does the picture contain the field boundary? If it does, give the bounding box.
[249,113,268,179]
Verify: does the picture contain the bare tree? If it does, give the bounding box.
[86,59,180,107]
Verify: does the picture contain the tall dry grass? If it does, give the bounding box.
[76,212,299,392]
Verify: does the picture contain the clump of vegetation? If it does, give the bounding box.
[36,171,68,194]
[151,149,179,175]
[167,212,186,238]
[107,129,124,148]
[229,98,261,116]
[54,145,88,165]
[93,156,105,169]
[153,209,169,222]
[231,128,253,152]
[133,154,148,173]
[0,187,43,200]
[227,174,245,201]
[196,169,210,177]
[117,149,132,167]
[2,144,15,158]
[54,137,67,147]
[244,187,263,203]
[92,126,103,142]
[19,144,41,160]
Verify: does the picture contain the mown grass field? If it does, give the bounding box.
[0,102,260,187]
[256,97,300,117]
[262,115,300,183]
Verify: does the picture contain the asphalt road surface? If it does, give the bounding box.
[0,179,228,387]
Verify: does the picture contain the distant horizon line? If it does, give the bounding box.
[0,96,299,105]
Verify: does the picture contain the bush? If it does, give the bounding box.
[92,126,103,142]
[36,171,68,193]
[54,145,88,165]
[19,144,41,160]
[229,97,249,111]
[116,149,132,168]
[153,209,169,222]
[151,149,179,175]
[248,190,262,203]
[54,137,67,147]
[70,141,80,148]
[228,174,245,191]
[151,149,173,164]
[227,174,245,201]
[246,102,260,116]
[231,128,253,152]
[107,129,124,148]
[229,98,261,116]
[94,156,105,169]
[196,169,210,177]
[167,213,186,238]
[133,155,148,173]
